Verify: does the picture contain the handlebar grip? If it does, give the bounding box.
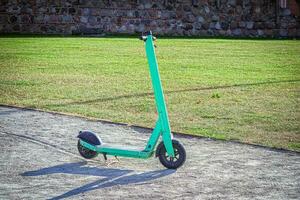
[140,36,147,41]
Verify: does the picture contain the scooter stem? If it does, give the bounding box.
[143,31,174,157]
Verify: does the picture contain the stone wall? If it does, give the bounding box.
[0,0,299,38]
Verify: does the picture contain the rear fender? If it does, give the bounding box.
[77,131,102,145]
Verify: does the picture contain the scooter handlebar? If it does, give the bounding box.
[140,36,147,41]
[139,31,157,41]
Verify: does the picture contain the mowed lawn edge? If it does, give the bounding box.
[0,36,299,151]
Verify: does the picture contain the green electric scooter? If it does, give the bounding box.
[77,31,186,169]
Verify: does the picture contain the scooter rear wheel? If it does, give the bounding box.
[157,140,186,169]
[77,140,98,159]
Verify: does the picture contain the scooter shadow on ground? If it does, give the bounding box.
[21,161,175,200]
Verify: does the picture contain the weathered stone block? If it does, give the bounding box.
[88,16,97,25]
[194,22,202,30]
[221,21,229,30]
[148,9,158,18]
[257,29,264,36]
[204,6,210,14]
[209,22,215,29]
[211,15,219,22]
[183,5,191,12]
[135,23,145,33]
[62,15,73,23]
[239,21,246,28]
[36,7,47,14]
[279,29,288,37]
[7,6,21,14]
[226,29,232,36]
[228,0,236,6]
[236,5,242,14]
[232,28,241,36]
[246,21,254,29]
[150,20,157,27]
[191,0,201,7]
[82,8,90,16]
[36,0,47,7]
[182,14,195,23]
[80,16,88,23]
[191,7,201,16]
[144,2,152,9]
[197,16,204,23]
[215,22,221,30]
[184,23,193,30]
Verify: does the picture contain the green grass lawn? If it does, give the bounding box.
[0,36,299,151]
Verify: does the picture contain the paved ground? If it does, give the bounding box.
[0,106,299,200]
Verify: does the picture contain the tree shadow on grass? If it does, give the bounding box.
[45,79,300,107]
[21,161,175,200]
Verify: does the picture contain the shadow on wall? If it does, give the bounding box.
[21,161,175,199]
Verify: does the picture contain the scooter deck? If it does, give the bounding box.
[80,140,153,159]
[100,144,144,151]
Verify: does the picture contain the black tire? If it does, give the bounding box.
[77,140,98,159]
[157,140,186,169]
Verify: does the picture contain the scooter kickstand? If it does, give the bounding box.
[103,153,107,161]
[103,154,120,167]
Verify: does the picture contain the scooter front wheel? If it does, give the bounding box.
[157,140,186,169]
[77,140,98,159]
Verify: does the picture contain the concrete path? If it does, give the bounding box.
[0,106,299,200]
